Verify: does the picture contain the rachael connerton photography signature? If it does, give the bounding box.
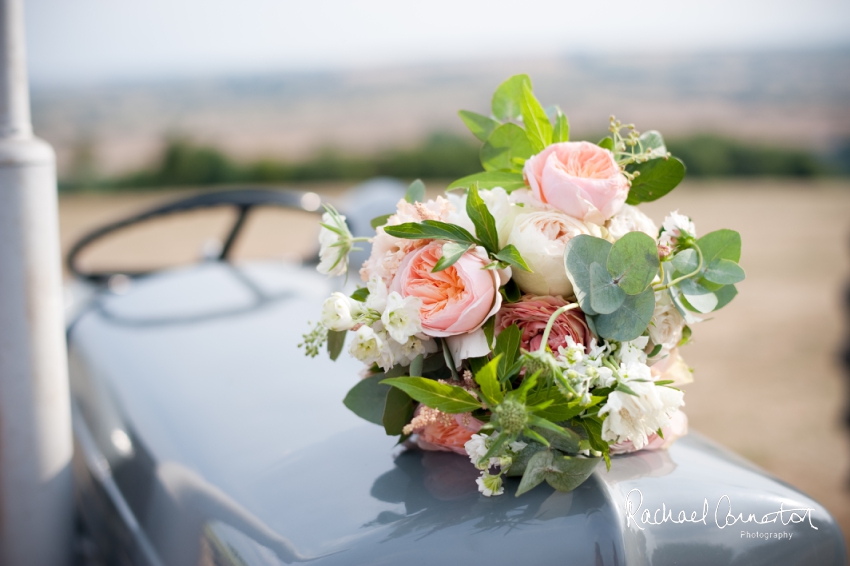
[624,489,818,531]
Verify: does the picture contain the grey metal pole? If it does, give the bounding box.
[0,0,74,564]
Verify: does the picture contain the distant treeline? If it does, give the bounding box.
[61,133,849,191]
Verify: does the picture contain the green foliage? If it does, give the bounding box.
[553,110,569,143]
[589,262,626,314]
[493,244,531,272]
[432,242,472,272]
[370,214,391,229]
[446,171,526,192]
[480,123,534,173]
[382,388,415,436]
[515,450,601,496]
[474,355,504,406]
[458,110,500,142]
[625,157,686,205]
[343,374,392,425]
[493,324,522,377]
[563,235,614,315]
[520,82,553,152]
[405,179,426,203]
[593,287,656,341]
[380,377,482,413]
[606,232,661,295]
[383,220,478,246]
[466,184,500,252]
[327,330,347,361]
[491,74,531,121]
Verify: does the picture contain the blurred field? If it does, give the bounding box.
[58,179,850,542]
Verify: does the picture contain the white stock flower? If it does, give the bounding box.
[320,292,362,331]
[465,433,490,467]
[349,325,394,370]
[507,210,600,297]
[599,380,684,450]
[381,292,423,343]
[607,204,658,241]
[476,472,505,497]
[617,336,649,364]
[508,440,527,453]
[365,276,388,312]
[649,291,686,354]
[659,210,696,248]
[317,207,354,277]
[389,335,437,367]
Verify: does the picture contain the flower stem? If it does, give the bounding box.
[653,245,703,292]
[538,303,581,353]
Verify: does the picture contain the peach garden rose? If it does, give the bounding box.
[523,141,630,225]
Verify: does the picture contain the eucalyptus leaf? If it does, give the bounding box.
[466,184,499,253]
[383,220,478,246]
[505,442,546,477]
[543,454,601,492]
[553,110,569,143]
[493,244,531,272]
[606,231,660,295]
[671,248,699,274]
[520,81,553,152]
[594,287,655,341]
[343,373,390,425]
[697,229,742,264]
[678,279,719,313]
[703,258,746,285]
[327,330,346,361]
[638,130,667,159]
[432,242,472,272]
[381,377,482,414]
[405,179,426,204]
[481,123,534,173]
[492,74,531,121]
[458,110,500,142]
[515,450,552,496]
[625,157,686,205]
[589,262,626,314]
[447,171,526,192]
[382,387,414,436]
[713,284,738,310]
[563,235,614,315]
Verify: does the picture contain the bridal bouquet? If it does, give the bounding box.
[300,75,744,497]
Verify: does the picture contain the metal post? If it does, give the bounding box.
[0,0,74,564]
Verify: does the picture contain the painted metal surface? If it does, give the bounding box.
[67,262,847,566]
[0,0,74,563]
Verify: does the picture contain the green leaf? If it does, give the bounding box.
[671,248,698,274]
[327,330,346,361]
[625,157,686,205]
[598,137,614,151]
[381,377,482,414]
[516,450,552,496]
[528,416,581,453]
[543,453,601,492]
[563,235,614,315]
[638,130,667,159]
[408,354,423,377]
[589,262,626,314]
[343,373,391,425]
[505,442,546,477]
[383,220,478,246]
[593,287,655,341]
[703,258,745,285]
[382,387,414,436]
[494,324,522,378]
[713,284,738,310]
[501,278,522,303]
[447,171,526,192]
[697,229,742,264]
[481,123,534,173]
[405,179,426,203]
[553,110,569,143]
[474,355,503,406]
[520,81,553,152]
[606,231,660,295]
[466,184,500,253]
[370,214,392,230]
[458,110,500,142]
[491,74,531,121]
[493,244,531,272]
[482,315,496,347]
[579,416,610,460]
[432,242,472,272]
[350,287,370,302]
[677,279,719,313]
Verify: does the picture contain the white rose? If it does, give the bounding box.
[320,292,362,331]
[649,290,686,353]
[607,204,658,241]
[507,210,600,297]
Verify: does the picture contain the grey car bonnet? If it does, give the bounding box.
[67,262,847,566]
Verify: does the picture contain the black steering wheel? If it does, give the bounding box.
[66,187,326,284]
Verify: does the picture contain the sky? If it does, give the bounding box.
[24,0,850,86]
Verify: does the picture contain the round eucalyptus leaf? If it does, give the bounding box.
[589,262,626,314]
[703,258,746,285]
[563,235,613,315]
[606,231,660,295]
[594,287,655,341]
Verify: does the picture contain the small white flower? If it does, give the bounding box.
[599,380,684,449]
[617,336,649,364]
[317,206,354,277]
[389,335,437,367]
[320,292,362,331]
[465,433,490,467]
[365,276,388,313]
[476,471,505,497]
[508,440,527,453]
[659,210,696,248]
[349,325,393,369]
[559,336,585,366]
[381,292,423,343]
[618,361,652,382]
[607,204,658,241]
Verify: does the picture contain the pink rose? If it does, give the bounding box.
[523,141,629,224]
[495,295,592,352]
[415,409,484,455]
[391,242,500,337]
[609,410,689,455]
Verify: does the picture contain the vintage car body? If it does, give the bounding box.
[66,187,848,566]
